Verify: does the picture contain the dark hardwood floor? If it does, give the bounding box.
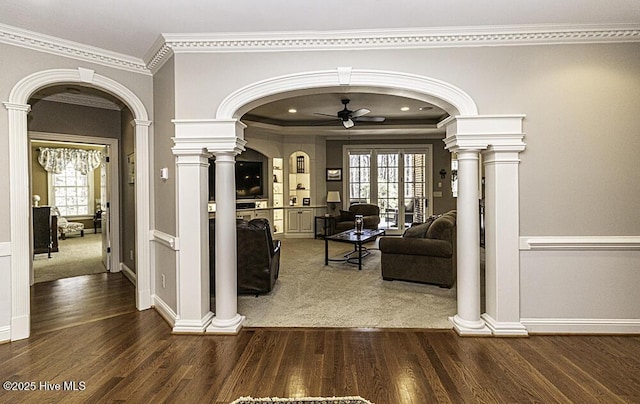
[1,273,639,403]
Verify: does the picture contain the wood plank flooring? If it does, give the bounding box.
[1,273,639,403]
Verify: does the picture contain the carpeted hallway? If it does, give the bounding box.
[235,238,457,329]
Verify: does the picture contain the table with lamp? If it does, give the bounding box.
[314,191,341,239]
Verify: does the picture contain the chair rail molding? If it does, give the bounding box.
[520,236,640,251]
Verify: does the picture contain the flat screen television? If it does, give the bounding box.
[208,160,264,200]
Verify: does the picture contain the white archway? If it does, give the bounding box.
[173,67,526,336]
[4,67,152,341]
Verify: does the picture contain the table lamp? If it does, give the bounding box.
[327,191,341,214]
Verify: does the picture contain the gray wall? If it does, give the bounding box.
[29,99,122,138]
[170,43,640,237]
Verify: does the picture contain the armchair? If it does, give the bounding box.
[334,203,380,232]
[51,206,85,239]
[209,218,281,296]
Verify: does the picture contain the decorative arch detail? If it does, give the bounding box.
[5,67,151,341]
[216,67,479,119]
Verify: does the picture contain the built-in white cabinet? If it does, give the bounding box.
[272,157,284,234]
[288,151,311,207]
[286,207,314,234]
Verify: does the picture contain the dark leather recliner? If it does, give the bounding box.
[209,218,281,296]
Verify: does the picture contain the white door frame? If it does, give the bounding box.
[28,132,120,278]
[4,67,152,341]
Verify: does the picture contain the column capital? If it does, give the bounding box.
[132,119,152,127]
[444,115,526,153]
[3,102,31,112]
[172,118,246,155]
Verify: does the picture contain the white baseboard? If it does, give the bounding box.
[0,326,10,343]
[152,294,177,328]
[172,311,214,334]
[119,262,137,286]
[482,314,529,337]
[522,318,640,334]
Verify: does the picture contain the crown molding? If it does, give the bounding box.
[146,23,640,71]
[0,23,150,75]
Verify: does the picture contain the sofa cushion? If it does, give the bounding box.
[426,212,456,240]
[403,221,431,238]
[402,215,438,238]
[339,209,356,222]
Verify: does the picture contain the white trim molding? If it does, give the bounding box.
[120,263,137,287]
[0,242,10,257]
[146,24,640,71]
[152,294,178,328]
[482,314,529,337]
[151,230,179,251]
[0,326,10,344]
[520,236,640,251]
[0,23,149,75]
[522,318,640,334]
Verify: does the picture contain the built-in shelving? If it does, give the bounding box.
[272,157,284,234]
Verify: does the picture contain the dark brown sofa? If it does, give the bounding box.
[334,203,381,232]
[379,210,456,288]
[209,218,281,296]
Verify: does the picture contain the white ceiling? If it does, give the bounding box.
[1,0,638,58]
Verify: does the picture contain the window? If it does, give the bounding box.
[50,162,93,216]
[348,152,371,204]
[345,145,433,234]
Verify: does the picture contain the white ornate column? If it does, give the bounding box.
[134,119,152,310]
[3,102,31,340]
[445,115,526,336]
[172,119,246,334]
[448,147,491,336]
[171,146,213,333]
[481,142,527,336]
[207,151,245,333]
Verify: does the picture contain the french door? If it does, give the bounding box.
[346,146,432,234]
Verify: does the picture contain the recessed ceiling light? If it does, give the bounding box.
[419,106,433,111]
[400,106,410,112]
[288,108,297,113]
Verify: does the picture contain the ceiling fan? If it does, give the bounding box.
[314,98,385,128]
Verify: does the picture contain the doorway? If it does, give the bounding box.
[29,134,117,284]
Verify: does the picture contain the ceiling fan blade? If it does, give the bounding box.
[313,112,340,119]
[342,119,355,129]
[355,116,385,123]
[350,108,370,118]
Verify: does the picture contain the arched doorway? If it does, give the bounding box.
[173,67,527,336]
[5,67,152,341]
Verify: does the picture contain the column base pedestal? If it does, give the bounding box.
[482,313,529,337]
[206,313,245,334]
[449,315,492,336]
[173,311,214,334]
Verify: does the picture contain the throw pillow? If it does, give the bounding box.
[339,210,356,222]
[403,221,431,238]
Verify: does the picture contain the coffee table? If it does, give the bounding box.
[324,228,385,270]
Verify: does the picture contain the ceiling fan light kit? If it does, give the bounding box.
[314,98,385,129]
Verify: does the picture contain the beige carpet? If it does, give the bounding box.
[236,238,456,329]
[33,232,106,283]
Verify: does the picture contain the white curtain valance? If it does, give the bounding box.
[38,147,102,175]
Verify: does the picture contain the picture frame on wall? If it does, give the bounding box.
[302,197,311,206]
[326,168,342,181]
